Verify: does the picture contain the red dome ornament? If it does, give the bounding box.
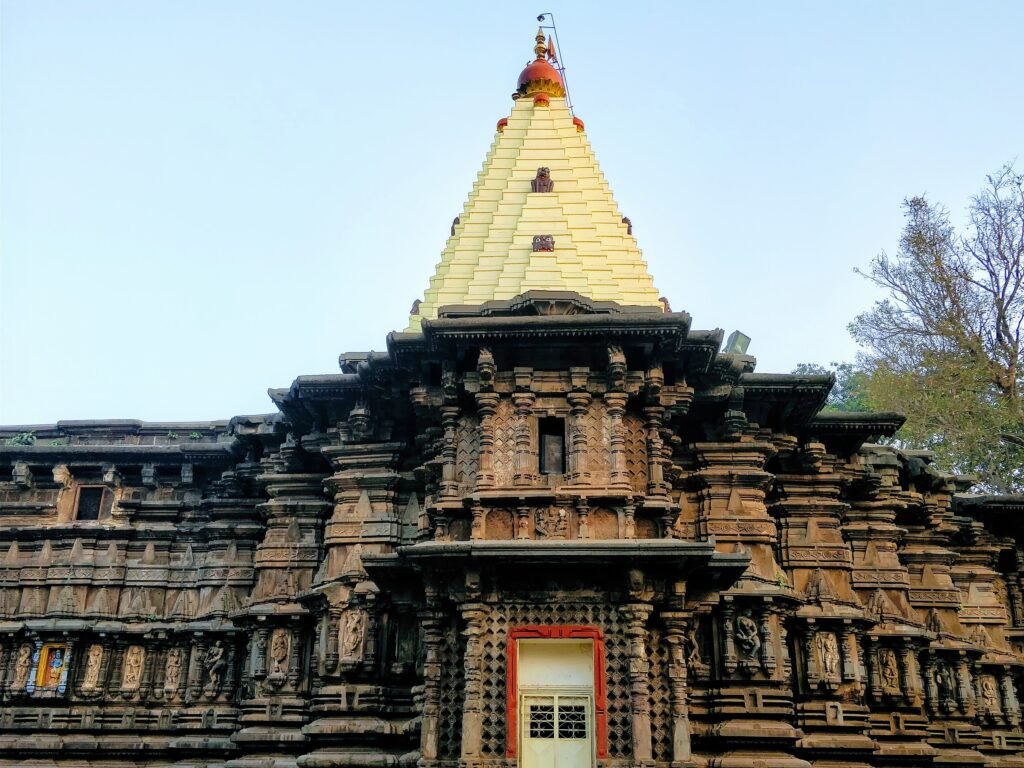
[515,29,565,105]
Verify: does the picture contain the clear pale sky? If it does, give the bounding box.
[1,1,1021,425]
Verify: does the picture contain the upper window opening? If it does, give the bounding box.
[75,487,107,521]
[539,417,566,475]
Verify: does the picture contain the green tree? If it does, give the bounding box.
[850,162,1024,491]
[792,362,870,412]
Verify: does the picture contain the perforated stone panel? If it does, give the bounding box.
[478,600,633,760]
[437,616,465,760]
[646,628,672,763]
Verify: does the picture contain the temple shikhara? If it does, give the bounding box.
[5,28,1024,768]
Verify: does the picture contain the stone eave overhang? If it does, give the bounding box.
[364,539,749,592]
[799,410,906,455]
[420,311,692,350]
[739,372,834,431]
[954,495,1024,539]
[0,442,243,466]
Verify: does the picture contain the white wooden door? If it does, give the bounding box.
[520,692,593,768]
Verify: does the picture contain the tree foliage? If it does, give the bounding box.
[850,162,1024,491]
[792,362,870,413]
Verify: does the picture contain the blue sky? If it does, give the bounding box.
[2,0,1021,424]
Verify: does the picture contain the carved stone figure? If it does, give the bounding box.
[735,610,761,661]
[531,167,553,192]
[14,644,32,687]
[816,632,839,678]
[342,609,366,660]
[935,663,956,710]
[82,644,103,690]
[203,640,227,696]
[881,648,900,692]
[269,628,290,681]
[164,647,183,693]
[122,645,144,690]
[982,675,1001,712]
[532,234,554,252]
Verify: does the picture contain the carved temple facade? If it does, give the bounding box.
[3,28,1024,768]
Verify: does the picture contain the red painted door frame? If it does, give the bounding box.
[505,625,608,759]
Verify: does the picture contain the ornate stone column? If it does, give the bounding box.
[722,602,737,676]
[604,392,629,487]
[419,611,445,764]
[643,406,668,497]
[662,604,692,763]
[287,627,302,689]
[567,390,592,484]
[623,602,654,763]
[325,609,341,673]
[475,393,500,489]
[512,392,536,486]
[440,406,461,498]
[460,602,487,764]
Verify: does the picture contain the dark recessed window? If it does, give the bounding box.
[75,487,106,521]
[539,417,566,475]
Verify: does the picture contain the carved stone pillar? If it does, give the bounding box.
[420,611,445,763]
[253,628,269,678]
[623,603,654,762]
[923,654,939,715]
[326,609,341,673]
[151,646,166,698]
[1002,668,1021,725]
[722,602,737,675]
[576,498,591,539]
[901,640,922,706]
[512,392,535,486]
[803,627,818,688]
[224,639,238,698]
[663,610,692,763]
[643,406,668,496]
[759,606,775,675]
[840,627,858,682]
[475,393,499,489]
[957,657,974,715]
[470,503,485,540]
[605,392,629,487]
[516,503,531,540]
[139,642,156,699]
[106,641,124,698]
[189,639,207,702]
[622,499,636,540]
[460,603,487,762]
[440,406,460,498]
[567,391,592,483]
[287,627,302,689]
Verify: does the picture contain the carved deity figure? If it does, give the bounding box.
[13,644,32,687]
[982,675,1001,712]
[531,167,554,192]
[735,610,761,660]
[816,632,840,677]
[342,609,366,660]
[42,647,65,687]
[164,647,183,693]
[82,644,103,690]
[269,628,290,677]
[881,648,900,692]
[935,663,956,710]
[203,640,227,696]
[122,645,144,690]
